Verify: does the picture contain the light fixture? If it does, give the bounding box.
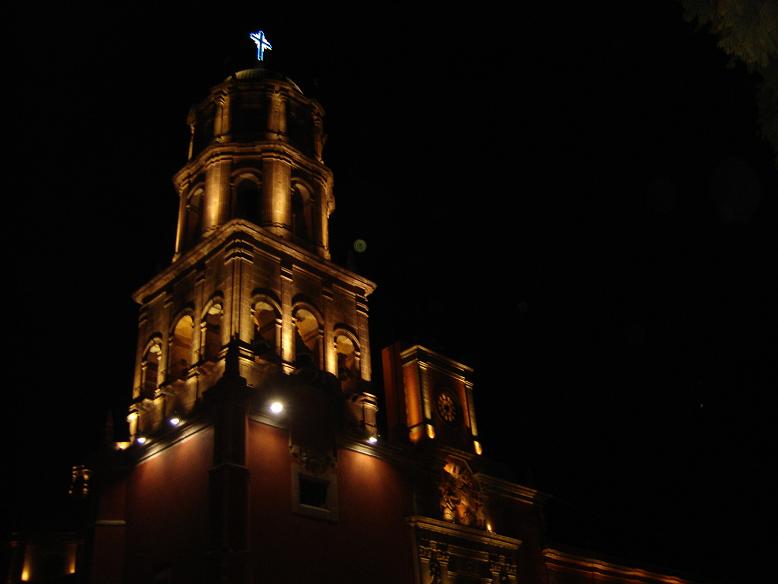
[269,401,284,414]
[367,436,378,445]
[136,435,148,445]
[169,416,181,427]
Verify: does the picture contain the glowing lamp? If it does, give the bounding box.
[169,416,181,427]
[136,435,148,445]
[269,401,284,414]
[367,436,378,445]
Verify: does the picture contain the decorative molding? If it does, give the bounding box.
[543,548,699,584]
[408,515,520,584]
[475,474,543,506]
[132,222,376,304]
[289,444,336,475]
[93,520,127,527]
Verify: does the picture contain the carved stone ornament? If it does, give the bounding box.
[439,458,486,528]
[289,444,335,475]
[408,516,520,584]
[428,552,442,584]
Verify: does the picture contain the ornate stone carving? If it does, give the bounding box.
[439,458,486,528]
[289,444,335,475]
[428,552,442,584]
[408,516,520,584]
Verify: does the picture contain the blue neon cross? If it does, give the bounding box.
[249,30,272,61]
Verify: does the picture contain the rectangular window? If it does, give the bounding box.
[298,475,328,509]
[290,462,339,522]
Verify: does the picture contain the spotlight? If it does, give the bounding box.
[136,435,148,445]
[367,436,378,445]
[269,401,284,414]
[169,416,181,427]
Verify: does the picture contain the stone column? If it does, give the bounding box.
[312,110,324,162]
[355,294,371,382]
[265,88,286,141]
[279,262,295,373]
[322,284,336,376]
[204,157,231,232]
[187,107,196,161]
[214,91,232,143]
[261,156,291,239]
[224,239,253,345]
[173,183,188,261]
[193,270,206,363]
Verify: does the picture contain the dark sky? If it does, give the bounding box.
[5,3,777,582]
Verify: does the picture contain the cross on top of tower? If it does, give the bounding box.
[249,30,272,61]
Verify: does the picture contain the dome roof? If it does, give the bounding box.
[228,67,303,94]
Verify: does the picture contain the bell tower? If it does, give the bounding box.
[127,51,377,442]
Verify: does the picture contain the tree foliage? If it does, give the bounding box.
[681,0,778,164]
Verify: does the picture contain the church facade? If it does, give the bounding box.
[8,52,698,584]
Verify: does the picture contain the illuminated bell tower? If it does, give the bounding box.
[127,53,377,441]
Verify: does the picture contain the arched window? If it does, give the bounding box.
[235,177,261,223]
[203,303,223,362]
[185,188,204,246]
[170,315,194,380]
[291,183,313,242]
[335,333,360,393]
[253,301,281,358]
[141,342,162,398]
[293,308,321,368]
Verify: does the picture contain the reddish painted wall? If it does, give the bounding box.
[247,422,416,583]
[124,428,213,584]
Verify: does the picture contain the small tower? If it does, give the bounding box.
[172,67,331,260]
[382,343,482,455]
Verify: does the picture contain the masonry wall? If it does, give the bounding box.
[247,422,416,582]
[124,428,213,584]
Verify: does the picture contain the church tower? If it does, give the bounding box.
[80,34,699,584]
[127,57,378,443]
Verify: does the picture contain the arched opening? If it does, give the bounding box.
[335,333,360,393]
[170,315,194,380]
[252,300,279,357]
[185,188,203,247]
[291,184,313,242]
[235,178,260,223]
[294,308,320,368]
[203,303,223,362]
[141,343,161,398]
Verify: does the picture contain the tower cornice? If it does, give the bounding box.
[132,219,375,305]
[174,142,333,188]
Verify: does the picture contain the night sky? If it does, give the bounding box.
[5,3,777,582]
